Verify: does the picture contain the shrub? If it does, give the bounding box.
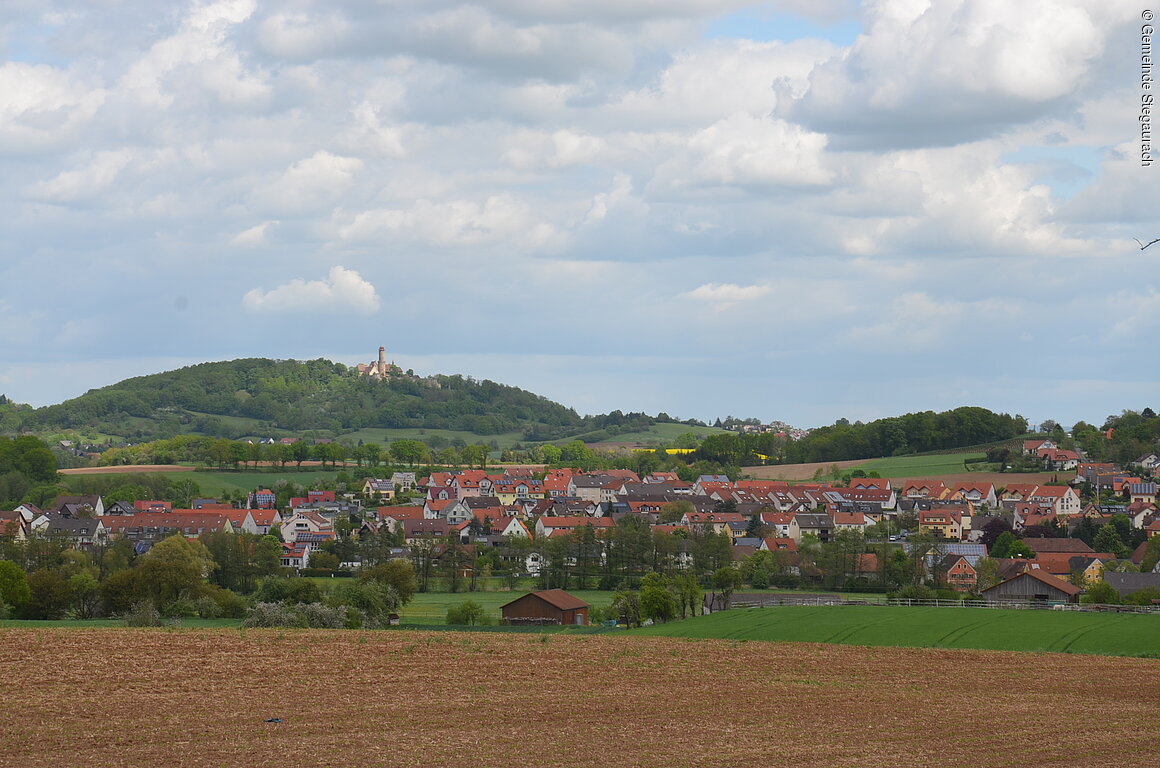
[254,577,323,605]
[209,587,248,619]
[1124,586,1160,606]
[890,584,938,601]
[243,602,308,628]
[162,597,200,618]
[328,581,399,623]
[299,602,348,629]
[446,599,488,626]
[124,601,163,627]
[359,561,418,605]
[1080,581,1121,605]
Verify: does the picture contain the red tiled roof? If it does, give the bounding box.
[505,589,589,611]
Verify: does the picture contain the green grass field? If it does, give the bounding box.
[299,577,613,625]
[850,452,987,478]
[633,605,1160,657]
[62,469,346,498]
[399,589,611,624]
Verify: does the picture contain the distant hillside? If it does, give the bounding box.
[15,358,692,443]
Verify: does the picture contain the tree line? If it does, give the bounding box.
[695,407,1029,465]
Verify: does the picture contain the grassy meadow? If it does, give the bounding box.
[633,605,1160,657]
[186,470,342,497]
[848,452,987,478]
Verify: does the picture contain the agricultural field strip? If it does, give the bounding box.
[633,606,1160,657]
[1,628,1156,768]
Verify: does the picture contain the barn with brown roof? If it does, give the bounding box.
[981,569,1080,604]
[500,589,589,626]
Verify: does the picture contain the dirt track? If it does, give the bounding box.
[59,464,198,475]
[0,628,1155,768]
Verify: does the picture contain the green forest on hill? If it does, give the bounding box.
[9,358,696,443]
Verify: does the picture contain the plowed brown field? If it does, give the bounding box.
[1,628,1157,767]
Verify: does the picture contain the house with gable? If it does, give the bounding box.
[1022,438,1057,455]
[534,516,614,539]
[849,477,891,491]
[361,478,395,500]
[0,510,28,540]
[452,470,493,499]
[375,505,426,534]
[247,488,276,509]
[279,510,334,545]
[949,482,997,509]
[102,512,234,543]
[901,481,947,500]
[918,507,963,540]
[50,495,104,517]
[1128,483,1158,506]
[788,513,833,543]
[681,510,745,534]
[1041,449,1081,472]
[1027,485,1081,516]
[831,511,872,534]
[391,472,417,491]
[249,508,280,535]
[937,554,978,592]
[43,516,108,549]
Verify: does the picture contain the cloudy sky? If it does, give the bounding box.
[0,0,1156,429]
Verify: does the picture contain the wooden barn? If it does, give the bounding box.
[500,589,589,626]
[981,569,1080,604]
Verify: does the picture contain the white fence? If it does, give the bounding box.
[728,596,1160,614]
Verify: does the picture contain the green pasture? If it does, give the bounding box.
[850,452,987,478]
[62,469,344,498]
[633,605,1160,657]
[402,589,613,625]
[187,470,343,496]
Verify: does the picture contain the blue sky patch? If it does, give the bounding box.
[1000,145,1105,201]
[706,8,861,47]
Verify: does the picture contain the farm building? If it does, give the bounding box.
[981,570,1080,605]
[500,589,589,626]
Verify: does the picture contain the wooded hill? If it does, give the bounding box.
[11,358,689,443]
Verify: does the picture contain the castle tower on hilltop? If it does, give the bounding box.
[357,345,397,379]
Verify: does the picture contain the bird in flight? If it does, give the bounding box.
[1133,237,1160,250]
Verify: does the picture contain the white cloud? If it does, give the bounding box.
[118,0,264,108]
[242,266,381,315]
[232,221,275,246]
[25,150,135,202]
[680,282,771,310]
[338,195,561,250]
[0,63,106,153]
[256,10,353,60]
[652,113,832,191]
[252,151,363,215]
[776,0,1120,147]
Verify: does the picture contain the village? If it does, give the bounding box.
[3,435,1159,617]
